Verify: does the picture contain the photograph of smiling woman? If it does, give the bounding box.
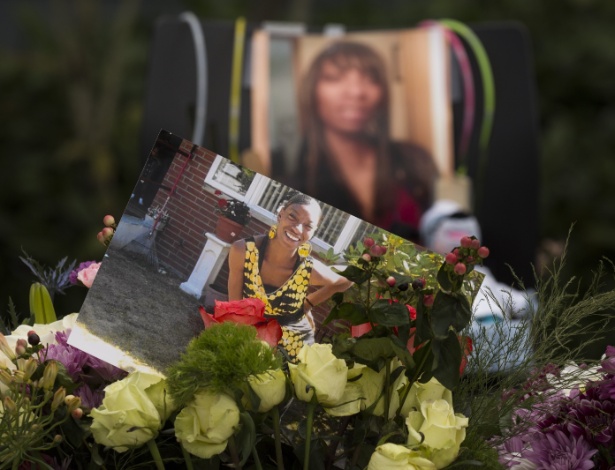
[226,193,353,361]
[293,41,439,243]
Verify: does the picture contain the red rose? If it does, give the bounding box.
[198,299,283,347]
[217,199,228,209]
[214,298,266,324]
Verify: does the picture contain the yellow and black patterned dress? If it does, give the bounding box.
[242,237,314,361]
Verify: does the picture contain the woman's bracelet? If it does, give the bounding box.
[305,297,314,308]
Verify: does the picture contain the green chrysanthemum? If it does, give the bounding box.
[167,322,282,407]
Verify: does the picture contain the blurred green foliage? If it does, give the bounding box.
[2,0,615,330]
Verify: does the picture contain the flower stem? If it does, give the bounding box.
[271,406,285,470]
[397,340,431,415]
[384,357,391,420]
[228,435,242,470]
[146,439,165,470]
[180,443,194,470]
[304,396,318,470]
[252,447,263,470]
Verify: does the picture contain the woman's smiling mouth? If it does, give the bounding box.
[285,231,300,242]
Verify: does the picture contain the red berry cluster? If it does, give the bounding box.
[444,235,490,277]
[361,237,388,263]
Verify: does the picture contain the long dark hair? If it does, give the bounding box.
[298,41,394,221]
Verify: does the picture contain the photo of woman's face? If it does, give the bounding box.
[315,60,383,135]
[277,203,320,246]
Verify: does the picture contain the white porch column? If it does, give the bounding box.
[180,233,231,298]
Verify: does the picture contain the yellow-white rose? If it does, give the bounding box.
[247,368,287,412]
[400,377,453,416]
[90,372,173,452]
[406,399,468,469]
[368,443,436,470]
[175,391,240,459]
[323,363,368,416]
[288,344,348,406]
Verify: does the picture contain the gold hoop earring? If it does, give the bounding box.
[268,224,278,239]
[298,242,312,258]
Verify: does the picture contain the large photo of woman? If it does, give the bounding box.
[251,26,454,243]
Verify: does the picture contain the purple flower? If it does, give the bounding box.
[599,345,615,375]
[497,435,533,468]
[524,430,597,470]
[74,384,104,410]
[44,328,126,385]
[45,338,89,381]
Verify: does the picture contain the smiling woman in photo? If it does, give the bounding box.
[294,41,438,242]
[227,193,353,361]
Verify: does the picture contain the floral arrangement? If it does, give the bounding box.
[3,220,615,469]
[214,189,252,225]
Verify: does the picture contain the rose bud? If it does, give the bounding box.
[460,236,473,248]
[423,294,434,307]
[386,276,396,287]
[407,305,417,320]
[454,263,467,275]
[71,408,84,420]
[361,253,372,262]
[103,215,116,227]
[470,238,480,250]
[363,237,375,248]
[445,253,458,265]
[27,331,40,346]
[478,246,490,259]
[15,339,27,356]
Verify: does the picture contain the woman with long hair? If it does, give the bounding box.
[295,41,438,242]
[227,193,353,360]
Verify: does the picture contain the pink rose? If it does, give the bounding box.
[77,262,101,288]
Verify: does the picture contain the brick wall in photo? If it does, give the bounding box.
[150,140,268,283]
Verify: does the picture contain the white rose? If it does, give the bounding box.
[368,443,436,470]
[247,368,287,412]
[406,399,468,469]
[175,391,240,459]
[288,343,348,406]
[90,372,173,452]
[400,377,453,416]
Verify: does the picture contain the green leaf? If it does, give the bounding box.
[336,265,371,284]
[408,341,434,383]
[431,331,462,390]
[389,334,415,371]
[323,302,369,326]
[236,412,257,467]
[437,263,454,292]
[431,292,472,337]
[415,302,433,344]
[29,282,57,324]
[370,300,410,327]
[339,336,398,370]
